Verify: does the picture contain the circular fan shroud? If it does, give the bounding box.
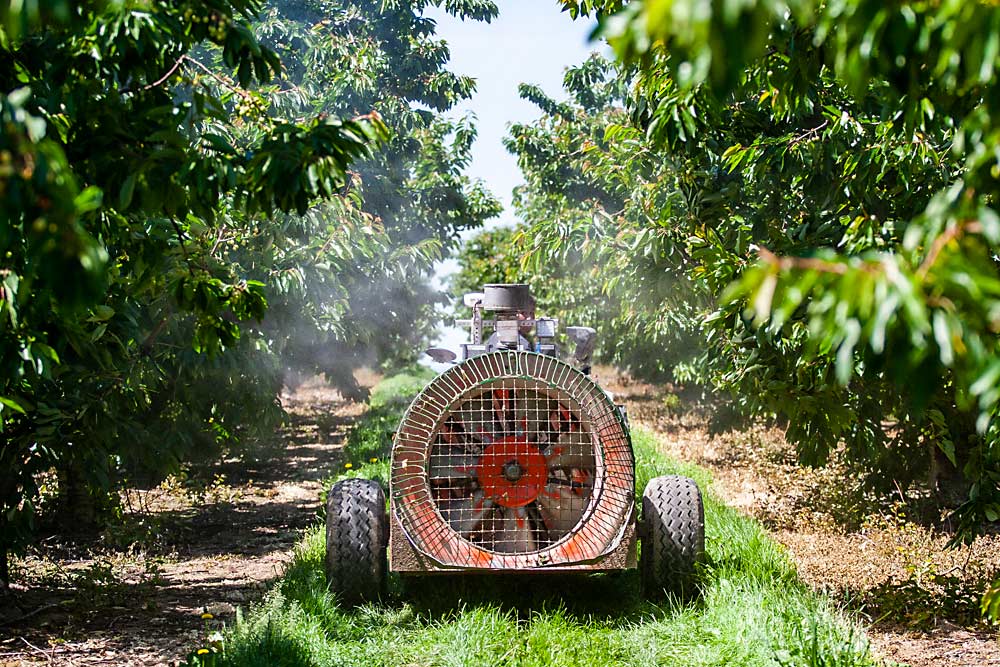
[391,351,634,569]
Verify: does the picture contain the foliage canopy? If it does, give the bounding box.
[0,0,498,583]
[460,0,1000,546]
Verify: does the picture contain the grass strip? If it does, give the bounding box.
[183,370,876,667]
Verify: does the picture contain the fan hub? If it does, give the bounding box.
[502,460,524,482]
[475,438,547,508]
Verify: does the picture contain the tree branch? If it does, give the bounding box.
[140,315,171,355]
[142,57,184,91]
[916,220,983,280]
[180,55,253,100]
[758,247,880,275]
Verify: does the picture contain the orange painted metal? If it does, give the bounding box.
[389,350,634,571]
[475,438,548,508]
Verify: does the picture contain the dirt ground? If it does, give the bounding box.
[0,378,365,666]
[599,368,1000,667]
[3,369,998,666]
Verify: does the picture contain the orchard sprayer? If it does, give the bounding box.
[325,284,705,603]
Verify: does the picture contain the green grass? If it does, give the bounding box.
[184,372,876,667]
[367,365,436,410]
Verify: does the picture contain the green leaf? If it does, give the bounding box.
[835,319,861,385]
[202,133,237,155]
[0,396,27,414]
[91,305,115,322]
[932,311,953,365]
[970,361,1000,397]
[31,343,59,364]
[119,172,137,209]
[74,186,103,213]
[90,323,108,342]
[937,438,957,468]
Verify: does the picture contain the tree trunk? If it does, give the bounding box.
[57,460,98,531]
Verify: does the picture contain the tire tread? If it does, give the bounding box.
[325,478,387,606]
[641,475,705,598]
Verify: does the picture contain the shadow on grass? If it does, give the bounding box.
[276,525,706,631]
[396,570,698,626]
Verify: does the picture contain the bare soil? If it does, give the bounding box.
[598,367,1000,667]
[1,377,366,666]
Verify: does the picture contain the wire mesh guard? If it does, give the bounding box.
[391,352,634,569]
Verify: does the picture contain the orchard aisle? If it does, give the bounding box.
[3,378,369,667]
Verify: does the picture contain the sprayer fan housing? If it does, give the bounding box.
[389,351,636,571]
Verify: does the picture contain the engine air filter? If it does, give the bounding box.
[391,351,634,570]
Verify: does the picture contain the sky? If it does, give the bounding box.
[421,2,600,358]
[425,1,599,230]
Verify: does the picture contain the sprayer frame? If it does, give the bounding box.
[387,350,639,575]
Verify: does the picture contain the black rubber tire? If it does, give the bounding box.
[640,475,705,599]
[325,478,387,607]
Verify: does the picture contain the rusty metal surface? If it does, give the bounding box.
[390,351,635,571]
[389,505,637,573]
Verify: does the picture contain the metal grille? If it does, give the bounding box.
[391,351,634,569]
